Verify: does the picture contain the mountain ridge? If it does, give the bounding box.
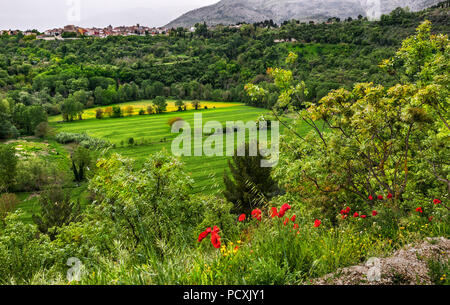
[166,0,444,28]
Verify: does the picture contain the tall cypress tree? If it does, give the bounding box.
[223,142,279,214]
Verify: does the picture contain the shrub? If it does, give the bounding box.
[128,137,134,146]
[34,122,49,138]
[0,193,19,224]
[146,105,154,115]
[139,109,145,115]
[14,157,68,192]
[104,106,113,117]
[95,108,104,119]
[32,185,81,240]
[0,211,57,284]
[0,144,18,192]
[112,106,122,118]
[55,132,111,150]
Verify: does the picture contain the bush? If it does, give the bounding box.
[0,211,57,284]
[34,122,49,138]
[0,144,18,192]
[139,109,145,115]
[95,108,104,119]
[128,137,134,146]
[112,106,122,118]
[0,193,19,224]
[14,157,68,192]
[55,132,111,150]
[32,185,81,240]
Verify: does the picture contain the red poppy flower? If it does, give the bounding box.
[293,223,299,229]
[369,195,373,201]
[197,227,212,242]
[238,214,246,222]
[372,210,378,216]
[341,215,347,219]
[345,206,351,213]
[415,207,423,214]
[210,232,221,249]
[340,209,345,215]
[314,219,321,227]
[377,195,383,200]
[291,215,296,222]
[353,212,359,218]
[270,207,278,218]
[433,199,441,205]
[278,203,291,218]
[283,217,289,226]
[251,208,262,220]
[387,193,393,199]
[213,226,220,233]
[361,215,367,219]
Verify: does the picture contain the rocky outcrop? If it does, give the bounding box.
[314,237,449,285]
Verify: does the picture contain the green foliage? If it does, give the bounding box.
[0,211,56,284]
[249,21,449,221]
[0,144,18,192]
[55,132,111,149]
[0,193,19,224]
[71,146,93,182]
[153,96,167,114]
[14,157,68,192]
[223,142,279,214]
[32,185,81,239]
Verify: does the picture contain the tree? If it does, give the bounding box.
[223,142,279,215]
[175,99,185,111]
[0,144,18,192]
[61,98,84,121]
[191,100,201,110]
[147,105,154,115]
[32,185,81,239]
[71,146,92,182]
[153,96,167,114]
[112,106,122,118]
[246,22,449,220]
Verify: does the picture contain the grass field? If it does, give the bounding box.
[51,103,272,194]
[48,100,243,122]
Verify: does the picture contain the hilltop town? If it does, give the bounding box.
[0,24,171,39]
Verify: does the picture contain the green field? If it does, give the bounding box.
[51,103,271,193]
[48,100,243,122]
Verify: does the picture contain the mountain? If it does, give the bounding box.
[166,0,443,28]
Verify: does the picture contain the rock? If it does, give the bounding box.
[314,237,449,285]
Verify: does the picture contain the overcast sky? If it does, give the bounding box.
[0,0,220,31]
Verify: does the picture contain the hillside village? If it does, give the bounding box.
[0,24,171,39]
